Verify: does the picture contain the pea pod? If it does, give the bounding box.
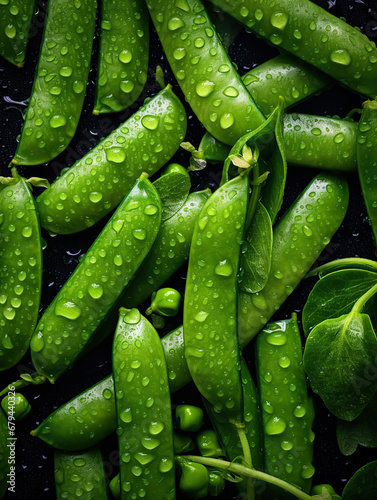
[257,315,315,498]
[54,447,108,500]
[0,170,43,371]
[12,0,97,166]
[207,0,377,97]
[36,85,187,234]
[238,173,349,348]
[0,408,10,500]
[30,174,161,383]
[147,0,265,146]
[113,309,175,499]
[0,0,35,67]
[184,174,248,420]
[93,0,149,114]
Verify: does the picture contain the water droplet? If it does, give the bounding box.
[142,437,160,450]
[294,406,307,418]
[195,80,215,97]
[142,115,160,130]
[21,226,32,238]
[266,332,287,346]
[214,259,233,276]
[330,49,352,66]
[88,283,103,299]
[135,452,154,465]
[120,408,132,423]
[278,356,291,368]
[301,464,315,479]
[168,17,185,31]
[144,204,158,215]
[55,299,81,320]
[220,113,234,130]
[119,49,132,63]
[103,388,112,399]
[89,192,103,203]
[195,311,209,322]
[281,441,293,451]
[50,115,67,128]
[149,421,165,435]
[223,86,239,97]
[159,457,173,473]
[105,147,126,163]
[270,11,288,30]
[265,416,287,435]
[133,229,146,240]
[59,66,73,77]
[124,308,141,325]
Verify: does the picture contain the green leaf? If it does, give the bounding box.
[153,170,191,222]
[239,202,272,294]
[302,269,377,337]
[342,461,377,500]
[303,312,377,421]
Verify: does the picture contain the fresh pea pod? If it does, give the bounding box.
[147,0,265,146]
[94,0,149,114]
[207,0,377,97]
[238,173,349,348]
[257,315,315,498]
[54,447,108,500]
[30,174,161,383]
[12,0,97,166]
[113,309,175,499]
[0,0,35,67]
[1,393,31,420]
[0,170,43,371]
[0,408,10,500]
[36,85,187,234]
[184,174,248,421]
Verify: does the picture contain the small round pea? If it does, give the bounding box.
[177,458,209,499]
[146,288,182,317]
[1,393,31,421]
[173,433,195,455]
[196,430,223,458]
[208,472,226,497]
[176,405,204,432]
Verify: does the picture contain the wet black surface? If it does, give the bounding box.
[1,0,377,498]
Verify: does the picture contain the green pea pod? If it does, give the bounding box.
[31,326,189,450]
[30,174,161,383]
[208,4,241,51]
[1,393,31,420]
[257,315,315,498]
[147,0,265,146]
[12,0,97,166]
[54,447,108,500]
[207,0,377,98]
[36,85,187,234]
[0,0,35,67]
[0,408,10,500]
[238,173,349,348]
[94,0,149,114]
[357,99,377,248]
[0,171,43,371]
[113,309,175,499]
[184,174,248,421]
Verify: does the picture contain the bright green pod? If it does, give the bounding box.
[0,171,43,371]
[284,113,357,172]
[54,447,108,500]
[113,309,175,499]
[0,408,10,500]
[30,175,161,383]
[257,315,315,498]
[238,174,349,348]
[93,0,149,114]
[31,326,189,450]
[357,99,377,248]
[12,0,97,166]
[146,0,265,146]
[0,0,35,67]
[184,174,248,421]
[36,86,187,234]
[208,0,377,98]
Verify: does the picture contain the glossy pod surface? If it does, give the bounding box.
[30,175,161,382]
[147,0,265,146]
[208,0,377,97]
[238,174,349,348]
[12,0,97,166]
[0,174,42,371]
[113,309,175,500]
[94,0,149,114]
[36,86,187,234]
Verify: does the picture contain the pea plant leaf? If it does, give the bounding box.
[153,169,191,222]
[239,201,272,294]
[342,461,377,500]
[303,312,377,421]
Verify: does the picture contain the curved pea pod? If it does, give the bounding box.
[54,447,108,500]
[31,326,190,450]
[284,113,357,172]
[30,174,161,383]
[238,173,349,348]
[0,171,43,371]
[94,0,149,114]
[36,85,187,234]
[12,0,97,166]
[357,99,377,248]
[207,0,377,98]
[257,315,315,498]
[184,174,248,421]
[0,409,10,500]
[146,0,265,146]
[0,0,35,67]
[113,308,175,499]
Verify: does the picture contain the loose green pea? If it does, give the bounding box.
[196,430,223,458]
[1,393,30,421]
[177,458,209,499]
[208,472,226,496]
[176,405,204,433]
[174,433,195,455]
[146,288,182,317]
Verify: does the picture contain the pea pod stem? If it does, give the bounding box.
[306,258,377,278]
[181,456,314,500]
[236,426,254,500]
[351,282,377,317]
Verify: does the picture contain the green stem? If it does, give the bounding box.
[236,426,254,500]
[245,161,260,231]
[181,456,314,500]
[306,257,377,278]
[351,282,377,315]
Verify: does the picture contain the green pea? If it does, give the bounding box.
[0,0,35,67]
[146,288,182,317]
[146,0,265,146]
[311,484,337,496]
[54,447,108,500]
[113,309,175,499]
[109,474,120,500]
[12,0,97,166]
[174,433,195,455]
[196,430,223,458]
[208,472,226,497]
[36,85,187,234]
[1,393,30,420]
[176,405,204,433]
[30,174,161,383]
[94,0,149,114]
[176,457,209,499]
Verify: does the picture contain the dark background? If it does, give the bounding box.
[1,0,377,498]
